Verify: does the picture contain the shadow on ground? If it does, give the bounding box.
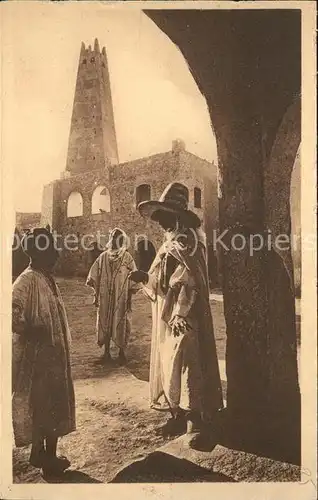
[215,409,301,466]
[110,451,236,483]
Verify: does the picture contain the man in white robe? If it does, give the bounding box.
[86,228,139,365]
[130,183,223,438]
[12,228,75,477]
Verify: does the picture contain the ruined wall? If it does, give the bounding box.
[50,170,112,276]
[46,142,218,277]
[180,150,219,286]
[181,151,218,238]
[15,212,41,231]
[111,150,181,257]
[48,39,218,277]
[40,181,61,230]
[111,141,210,261]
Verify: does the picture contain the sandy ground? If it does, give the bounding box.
[12,278,300,483]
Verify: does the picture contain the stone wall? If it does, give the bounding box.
[180,151,220,285]
[47,169,112,276]
[40,181,60,229]
[15,212,41,231]
[43,143,219,278]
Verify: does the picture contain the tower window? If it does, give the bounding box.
[136,184,151,206]
[92,185,110,214]
[67,191,83,218]
[194,187,202,208]
[82,59,87,64]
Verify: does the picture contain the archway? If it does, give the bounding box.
[145,9,301,462]
[67,191,83,217]
[136,239,156,272]
[264,95,301,288]
[92,185,110,214]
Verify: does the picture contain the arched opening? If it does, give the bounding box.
[145,13,302,456]
[194,187,202,208]
[136,239,156,272]
[136,184,151,206]
[67,191,83,218]
[264,95,301,290]
[92,185,110,214]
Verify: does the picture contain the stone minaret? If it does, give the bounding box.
[65,39,119,175]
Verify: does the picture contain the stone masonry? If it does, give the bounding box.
[65,39,118,175]
[40,40,219,278]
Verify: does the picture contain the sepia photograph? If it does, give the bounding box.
[0,1,316,498]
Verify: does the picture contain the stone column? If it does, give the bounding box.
[146,9,301,460]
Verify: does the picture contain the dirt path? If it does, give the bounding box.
[12,278,300,483]
[13,369,176,483]
[56,278,228,382]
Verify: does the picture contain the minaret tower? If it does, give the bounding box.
[65,39,119,175]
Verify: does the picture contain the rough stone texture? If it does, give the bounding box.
[15,212,41,232]
[111,437,300,483]
[65,39,118,175]
[264,96,301,289]
[41,144,216,277]
[146,9,301,460]
[39,41,218,278]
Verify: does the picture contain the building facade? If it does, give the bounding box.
[40,40,219,279]
[15,212,41,233]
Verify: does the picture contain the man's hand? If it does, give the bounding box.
[171,316,190,337]
[129,270,148,284]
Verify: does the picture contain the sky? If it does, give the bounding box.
[2,2,217,213]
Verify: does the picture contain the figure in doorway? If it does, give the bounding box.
[86,228,140,365]
[130,183,223,441]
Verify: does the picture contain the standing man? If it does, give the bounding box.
[86,228,140,365]
[130,183,223,439]
[12,228,76,478]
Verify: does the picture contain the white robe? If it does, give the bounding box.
[143,230,223,420]
[86,249,139,349]
[12,267,75,447]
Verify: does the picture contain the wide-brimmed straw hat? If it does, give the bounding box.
[21,227,57,258]
[138,182,201,228]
